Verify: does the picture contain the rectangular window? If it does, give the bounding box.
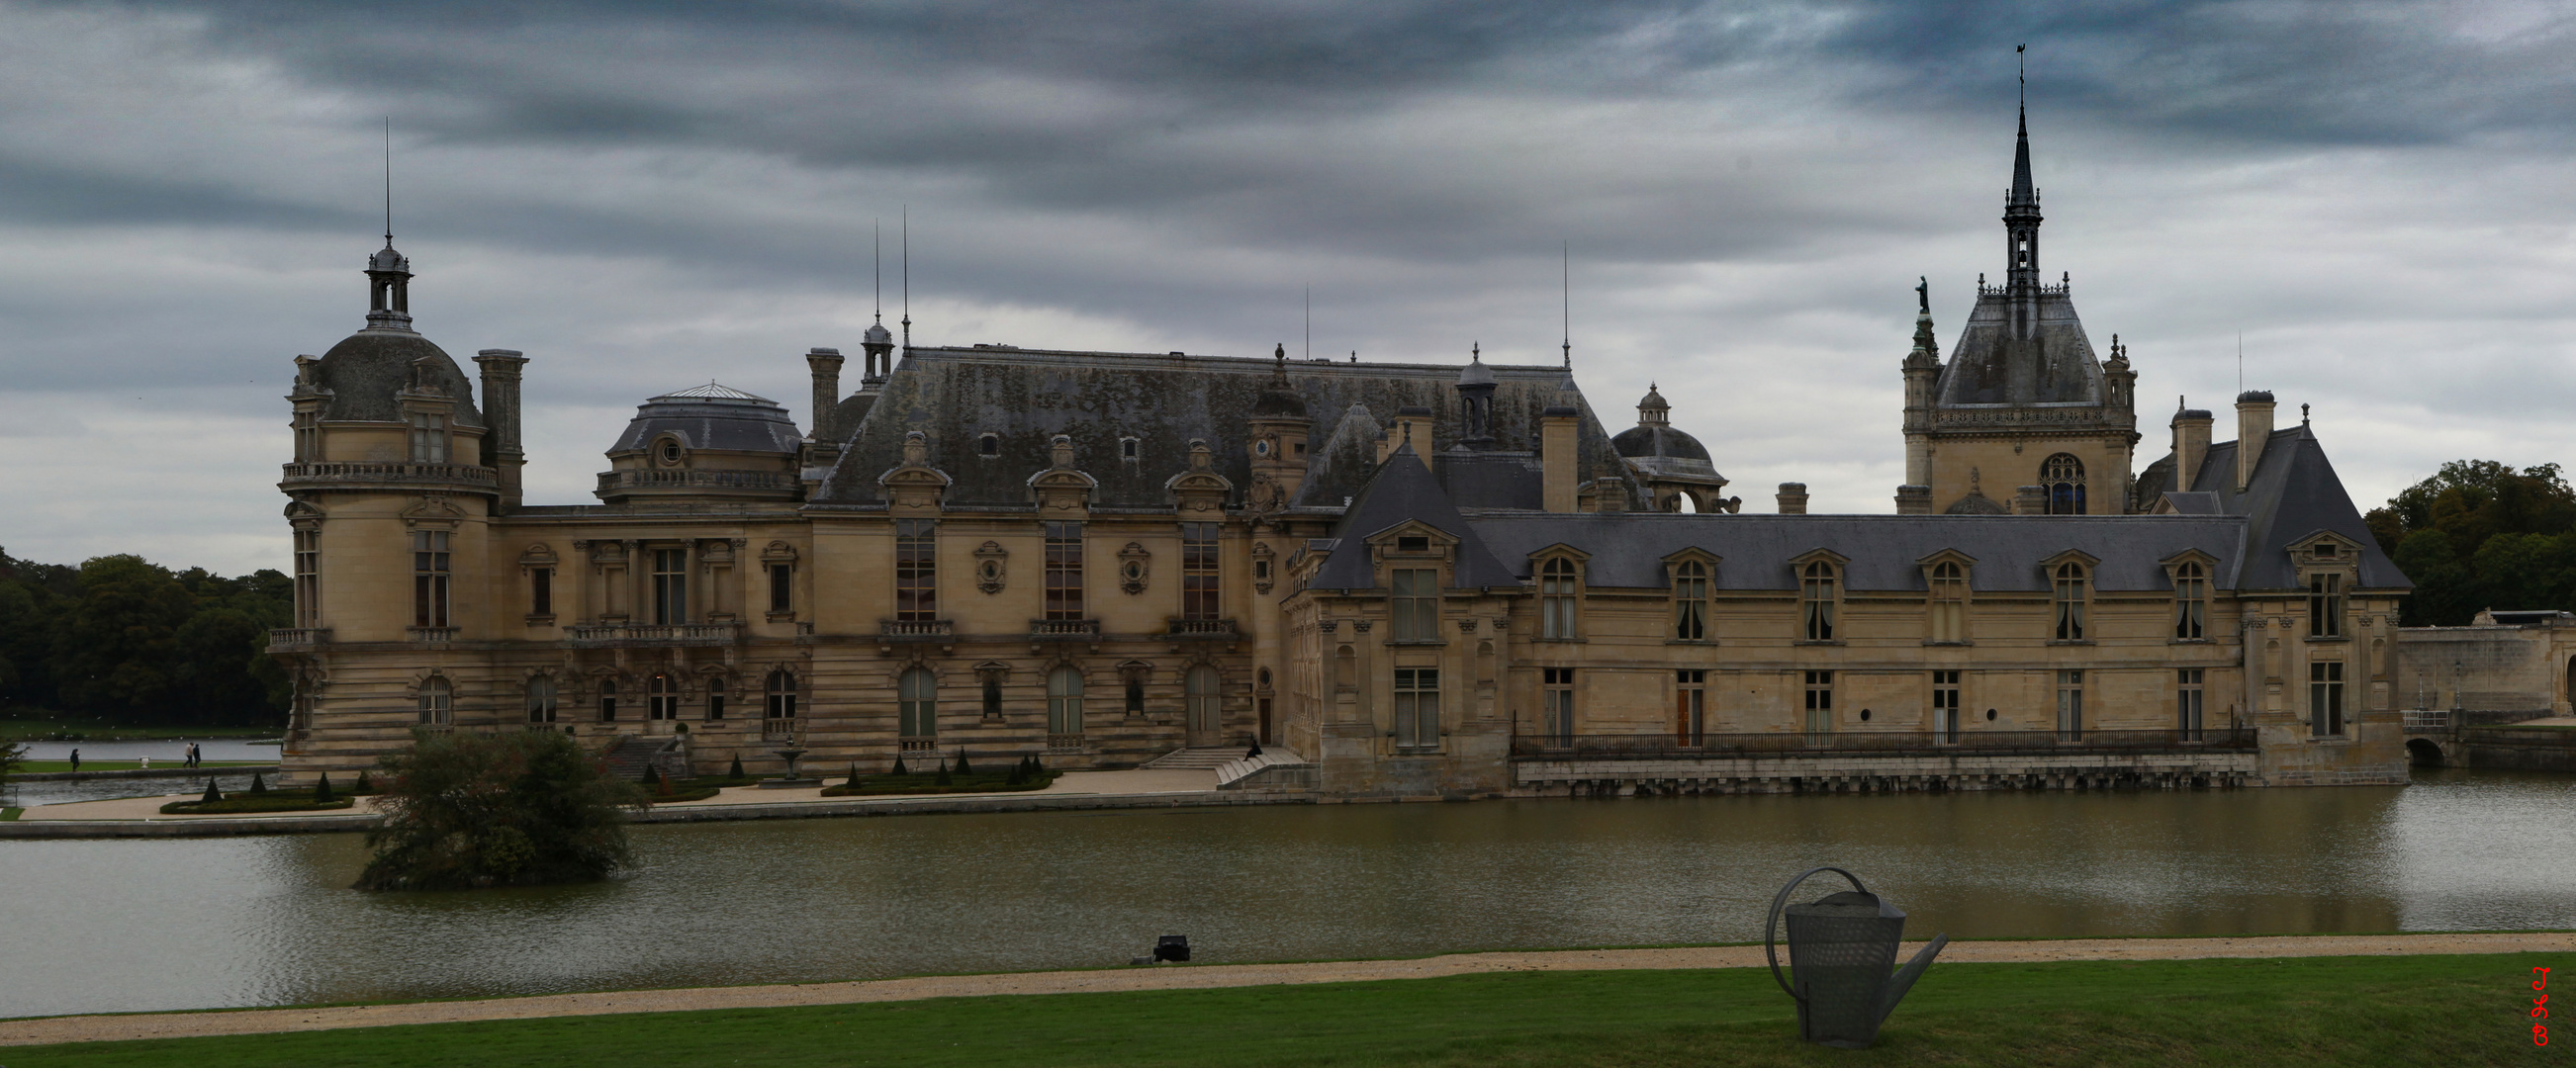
[1181,522,1221,621]
[293,528,321,627]
[1392,568,1439,641]
[407,410,448,463]
[1540,668,1575,745]
[896,519,937,622]
[2057,669,2085,740]
[1540,560,1580,639]
[2054,566,2088,641]
[2178,668,2205,741]
[1045,521,1084,621]
[2309,573,2344,637]
[1672,564,1707,641]
[706,678,726,721]
[1803,670,1833,741]
[651,548,688,625]
[2310,662,2345,736]
[412,530,449,628]
[2174,565,2208,640]
[769,563,792,614]
[1927,564,1966,642]
[1933,669,1962,744]
[292,409,319,463]
[598,678,617,722]
[529,567,552,618]
[1800,565,1836,641]
[1676,668,1705,746]
[1397,668,1442,749]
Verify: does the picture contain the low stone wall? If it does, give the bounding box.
[10,764,280,783]
[1512,750,2265,795]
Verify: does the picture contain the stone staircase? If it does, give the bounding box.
[601,735,687,781]
[1214,751,1316,790]
[1141,747,1251,770]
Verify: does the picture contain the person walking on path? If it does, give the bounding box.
[186,743,201,768]
[138,756,149,769]
[68,749,80,772]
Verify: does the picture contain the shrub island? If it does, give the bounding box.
[160,772,357,815]
[822,753,1058,796]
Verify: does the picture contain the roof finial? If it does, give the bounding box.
[900,205,911,350]
[1561,239,1572,369]
[382,117,394,248]
[874,218,882,325]
[2302,402,2311,425]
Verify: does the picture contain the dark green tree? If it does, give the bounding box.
[356,729,647,891]
[2368,461,2576,625]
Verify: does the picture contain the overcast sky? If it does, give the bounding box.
[6,0,2576,576]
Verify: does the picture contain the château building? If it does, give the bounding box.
[270,109,2410,795]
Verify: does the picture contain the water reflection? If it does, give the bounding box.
[2,768,2568,1020]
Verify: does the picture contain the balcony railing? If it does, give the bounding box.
[280,461,497,489]
[566,622,743,646]
[597,469,800,493]
[1029,619,1100,640]
[1046,733,1087,753]
[407,626,458,643]
[760,718,797,741]
[1511,728,2257,759]
[899,737,940,753]
[1165,618,1239,638]
[2402,710,2450,734]
[880,619,954,639]
[267,628,331,651]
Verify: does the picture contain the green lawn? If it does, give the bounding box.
[14,760,270,774]
[8,952,2553,1067]
[0,719,281,742]
[0,807,20,821]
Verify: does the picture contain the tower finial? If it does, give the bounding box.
[900,205,911,350]
[2003,45,2043,299]
[382,117,393,248]
[1560,239,1572,369]
[874,218,882,325]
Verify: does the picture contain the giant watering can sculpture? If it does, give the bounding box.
[1764,867,1949,1049]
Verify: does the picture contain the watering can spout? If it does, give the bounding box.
[1878,933,1949,1024]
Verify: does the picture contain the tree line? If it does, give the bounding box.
[2366,460,2576,626]
[0,548,291,727]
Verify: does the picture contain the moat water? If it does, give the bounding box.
[2,767,2568,1019]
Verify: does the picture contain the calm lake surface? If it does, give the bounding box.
[3,767,2569,1020]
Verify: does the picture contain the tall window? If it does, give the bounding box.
[529,566,552,618]
[1392,568,1439,641]
[1539,668,1575,744]
[294,528,321,627]
[1186,664,1221,734]
[706,676,727,720]
[651,549,688,625]
[2308,573,2345,638]
[1181,523,1221,621]
[896,520,937,622]
[1932,670,1962,743]
[769,563,793,615]
[2053,563,2088,641]
[1800,562,1837,641]
[417,677,452,726]
[2173,562,2207,640]
[980,674,1002,720]
[1540,558,1579,639]
[1927,562,1966,643]
[1398,668,1442,749]
[1045,521,1085,620]
[2310,662,2345,736]
[292,408,319,462]
[525,675,558,724]
[648,672,679,720]
[1047,666,1084,735]
[2177,668,2205,741]
[412,530,450,629]
[1672,561,1708,641]
[898,667,937,738]
[598,677,617,721]
[407,409,448,463]
[2041,453,2085,514]
[1125,676,1146,716]
[2057,669,2084,740]
[1676,669,1705,746]
[1803,670,1833,741]
[765,669,796,719]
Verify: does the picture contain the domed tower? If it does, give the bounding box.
[598,384,805,505]
[1245,343,1311,513]
[1611,385,1731,512]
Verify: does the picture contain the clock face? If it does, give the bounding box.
[1253,439,1272,457]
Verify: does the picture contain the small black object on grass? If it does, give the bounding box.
[1153,934,1190,963]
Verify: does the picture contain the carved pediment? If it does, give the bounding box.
[400,494,464,527]
[878,430,953,513]
[1165,438,1235,515]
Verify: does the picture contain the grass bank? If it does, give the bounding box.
[15,760,269,774]
[0,719,281,743]
[10,952,2553,1067]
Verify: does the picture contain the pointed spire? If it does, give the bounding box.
[2010,106,2036,209]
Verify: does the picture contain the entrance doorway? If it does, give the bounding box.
[1185,665,1224,747]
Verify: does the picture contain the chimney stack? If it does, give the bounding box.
[1540,404,1581,512]
[1776,483,1808,514]
[473,349,527,513]
[1894,485,1932,515]
[2170,400,2213,495]
[806,347,845,444]
[2235,390,2276,490]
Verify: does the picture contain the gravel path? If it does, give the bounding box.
[5,932,2564,1047]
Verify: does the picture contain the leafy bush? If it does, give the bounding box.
[0,738,23,787]
[354,728,646,891]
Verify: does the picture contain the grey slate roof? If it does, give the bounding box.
[818,346,1637,508]
[311,327,485,427]
[610,387,802,455]
[2167,426,2411,591]
[1470,513,2251,592]
[1936,290,2104,406]
[1309,444,1519,590]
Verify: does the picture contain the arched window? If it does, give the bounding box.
[1671,561,1707,641]
[1048,666,1085,735]
[2173,562,2207,640]
[705,675,728,720]
[597,677,618,722]
[525,675,558,724]
[1800,562,1838,641]
[2054,563,2088,641]
[1540,558,1580,640]
[417,676,452,726]
[766,669,797,719]
[899,667,937,738]
[1927,562,1966,643]
[648,672,679,720]
[1186,665,1222,735]
[2041,454,2086,515]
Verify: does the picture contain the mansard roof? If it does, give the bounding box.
[2170,425,2410,591]
[609,385,801,455]
[816,345,1633,509]
[310,328,485,427]
[1307,443,1519,590]
[1935,289,2105,407]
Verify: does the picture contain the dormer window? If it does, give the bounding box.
[1539,558,1581,640]
[2309,573,2345,637]
[978,433,1001,458]
[2053,563,2089,641]
[407,410,448,463]
[1120,436,1140,461]
[1800,561,1838,642]
[657,439,684,467]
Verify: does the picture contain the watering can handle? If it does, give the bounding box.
[1764,866,1870,1002]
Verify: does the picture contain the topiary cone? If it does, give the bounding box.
[892,755,909,775]
[314,771,335,803]
[955,750,971,776]
[199,778,223,805]
[250,772,267,795]
[728,755,746,780]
